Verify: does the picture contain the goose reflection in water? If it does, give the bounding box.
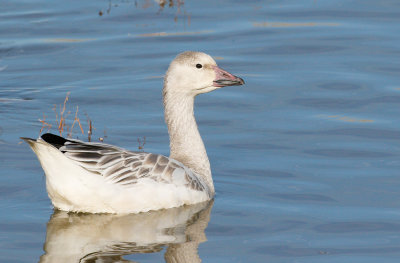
[39,200,213,263]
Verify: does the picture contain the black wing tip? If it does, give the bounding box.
[41,133,68,149]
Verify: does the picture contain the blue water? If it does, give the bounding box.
[1,0,400,262]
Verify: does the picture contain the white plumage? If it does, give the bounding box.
[22,51,244,213]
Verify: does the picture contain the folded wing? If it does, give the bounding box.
[56,139,209,194]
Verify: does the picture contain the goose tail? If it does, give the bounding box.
[20,137,37,147]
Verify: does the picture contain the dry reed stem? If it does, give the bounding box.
[84,112,93,142]
[68,106,84,137]
[52,105,58,129]
[88,120,92,142]
[137,136,146,151]
[40,92,95,141]
[38,114,52,135]
[99,129,107,142]
[57,92,71,135]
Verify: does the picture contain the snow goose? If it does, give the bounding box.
[22,51,244,213]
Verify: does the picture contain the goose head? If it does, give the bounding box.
[164,51,244,97]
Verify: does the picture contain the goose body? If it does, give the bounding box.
[23,51,244,213]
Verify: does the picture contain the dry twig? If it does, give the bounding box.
[38,92,96,141]
[137,136,146,151]
[38,114,52,135]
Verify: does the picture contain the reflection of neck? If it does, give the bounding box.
[163,90,214,194]
[164,201,213,263]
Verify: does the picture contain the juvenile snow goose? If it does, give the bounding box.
[22,51,244,213]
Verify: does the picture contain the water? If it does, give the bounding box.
[1,0,400,262]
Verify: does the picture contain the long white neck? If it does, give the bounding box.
[163,90,214,194]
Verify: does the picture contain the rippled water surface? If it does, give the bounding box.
[1,0,400,262]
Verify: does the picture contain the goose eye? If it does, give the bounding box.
[196,64,202,69]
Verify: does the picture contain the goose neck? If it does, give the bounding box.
[163,91,214,194]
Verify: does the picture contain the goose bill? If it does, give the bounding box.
[212,66,245,87]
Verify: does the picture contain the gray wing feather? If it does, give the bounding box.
[59,140,208,193]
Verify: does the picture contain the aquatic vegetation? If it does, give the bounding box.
[38,92,97,142]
